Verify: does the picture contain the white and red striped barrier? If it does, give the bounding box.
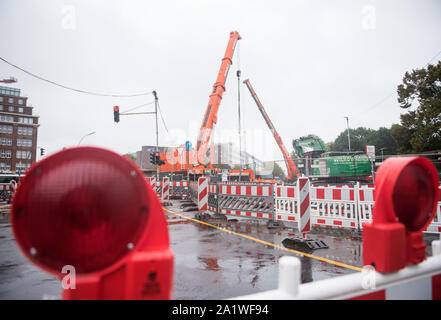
[0,182,14,202]
[298,177,311,237]
[217,209,273,220]
[218,184,273,197]
[162,177,170,201]
[213,182,274,219]
[309,184,359,229]
[198,177,208,211]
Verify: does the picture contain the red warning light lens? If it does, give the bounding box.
[113,106,119,112]
[11,147,150,274]
[392,160,437,232]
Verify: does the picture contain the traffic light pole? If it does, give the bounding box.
[153,91,159,183]
[114,91,161,183]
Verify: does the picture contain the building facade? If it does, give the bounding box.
[0,86,39,173]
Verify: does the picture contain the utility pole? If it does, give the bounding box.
[237,69,242,182]
[344,116,351,152]
[153,90,159,182]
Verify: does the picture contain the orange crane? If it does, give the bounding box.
[158,31,242,174]
[195,31,241,166]
[243,79,300,181]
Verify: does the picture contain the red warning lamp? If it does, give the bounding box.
[11,147,173,299]
[363,157,439,273]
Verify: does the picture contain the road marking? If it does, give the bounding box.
[164,207,363,272]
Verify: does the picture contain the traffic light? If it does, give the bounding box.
[113,106,120,123]
[155,154,165,166]
[40,148,45,156]
[149,153,156,165]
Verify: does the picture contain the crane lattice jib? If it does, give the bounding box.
[243,79,300,180]
[195,31,241,164]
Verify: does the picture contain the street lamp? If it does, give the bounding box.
[344,116,351,152]
[78,131,96,146]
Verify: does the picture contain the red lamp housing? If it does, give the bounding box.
[11,147,173,299]
[363,157,439,273]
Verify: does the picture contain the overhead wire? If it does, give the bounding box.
[0,56,153,97]
[355,48,441,117]
[121,101,155,114]
[157,101,169,134]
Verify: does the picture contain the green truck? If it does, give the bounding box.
[292,135,372,183]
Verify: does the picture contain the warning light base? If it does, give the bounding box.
[282,237,328,252]
[363,221,406,273]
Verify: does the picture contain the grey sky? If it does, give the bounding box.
[1,0,440,162]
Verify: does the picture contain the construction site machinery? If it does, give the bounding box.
[292,135,371,184]
[243,79,300,182]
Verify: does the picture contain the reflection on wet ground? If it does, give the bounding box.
[0,200,438,299]
[165,202,365,299]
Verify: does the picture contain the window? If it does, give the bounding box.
[0,138,12,146]
[16,150,31,159]
[18,117,33,124]
[0,115,13,122]
[1,150,11,159]
[17,139,32,147]
[17,126,32,135]
[0,125,12,134]
[0,97,3,102]
[18,99,23,105]
[19,107,23,113]
[0,162,11,171]
[8,106,14,112]
[8,98,13,103]
[0,105,2,111]
[0,87,20,96]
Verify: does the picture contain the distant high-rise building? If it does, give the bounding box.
[213,142,264,170]
[0,86,39,173]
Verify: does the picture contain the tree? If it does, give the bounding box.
[272,162,285,178]
[390,124,413,154]
[124,153,136,163]
[329,126,397,155]
[396,61,441,152]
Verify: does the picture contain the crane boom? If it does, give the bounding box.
[195,31,241,165]
[243,79,300,180]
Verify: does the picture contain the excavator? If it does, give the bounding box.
[158,31,254,180]
[243,79,300,182]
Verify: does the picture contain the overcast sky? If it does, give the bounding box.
[1,0,440,162]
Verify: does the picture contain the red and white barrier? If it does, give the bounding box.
[218,184,273,197]
[0,182,14,202]
[162,177,170,201]
[217,209,273,219]
[309,184,358,229]
[198,177,208,211]
[298,177,311,237]
[275,186,297,222]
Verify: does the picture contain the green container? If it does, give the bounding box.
[312,154,371,177]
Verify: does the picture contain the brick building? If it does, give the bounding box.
[0,86,39,173]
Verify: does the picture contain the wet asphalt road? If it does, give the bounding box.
[0,200,438,299]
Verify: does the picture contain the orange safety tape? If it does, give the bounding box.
[164,207,363,272]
